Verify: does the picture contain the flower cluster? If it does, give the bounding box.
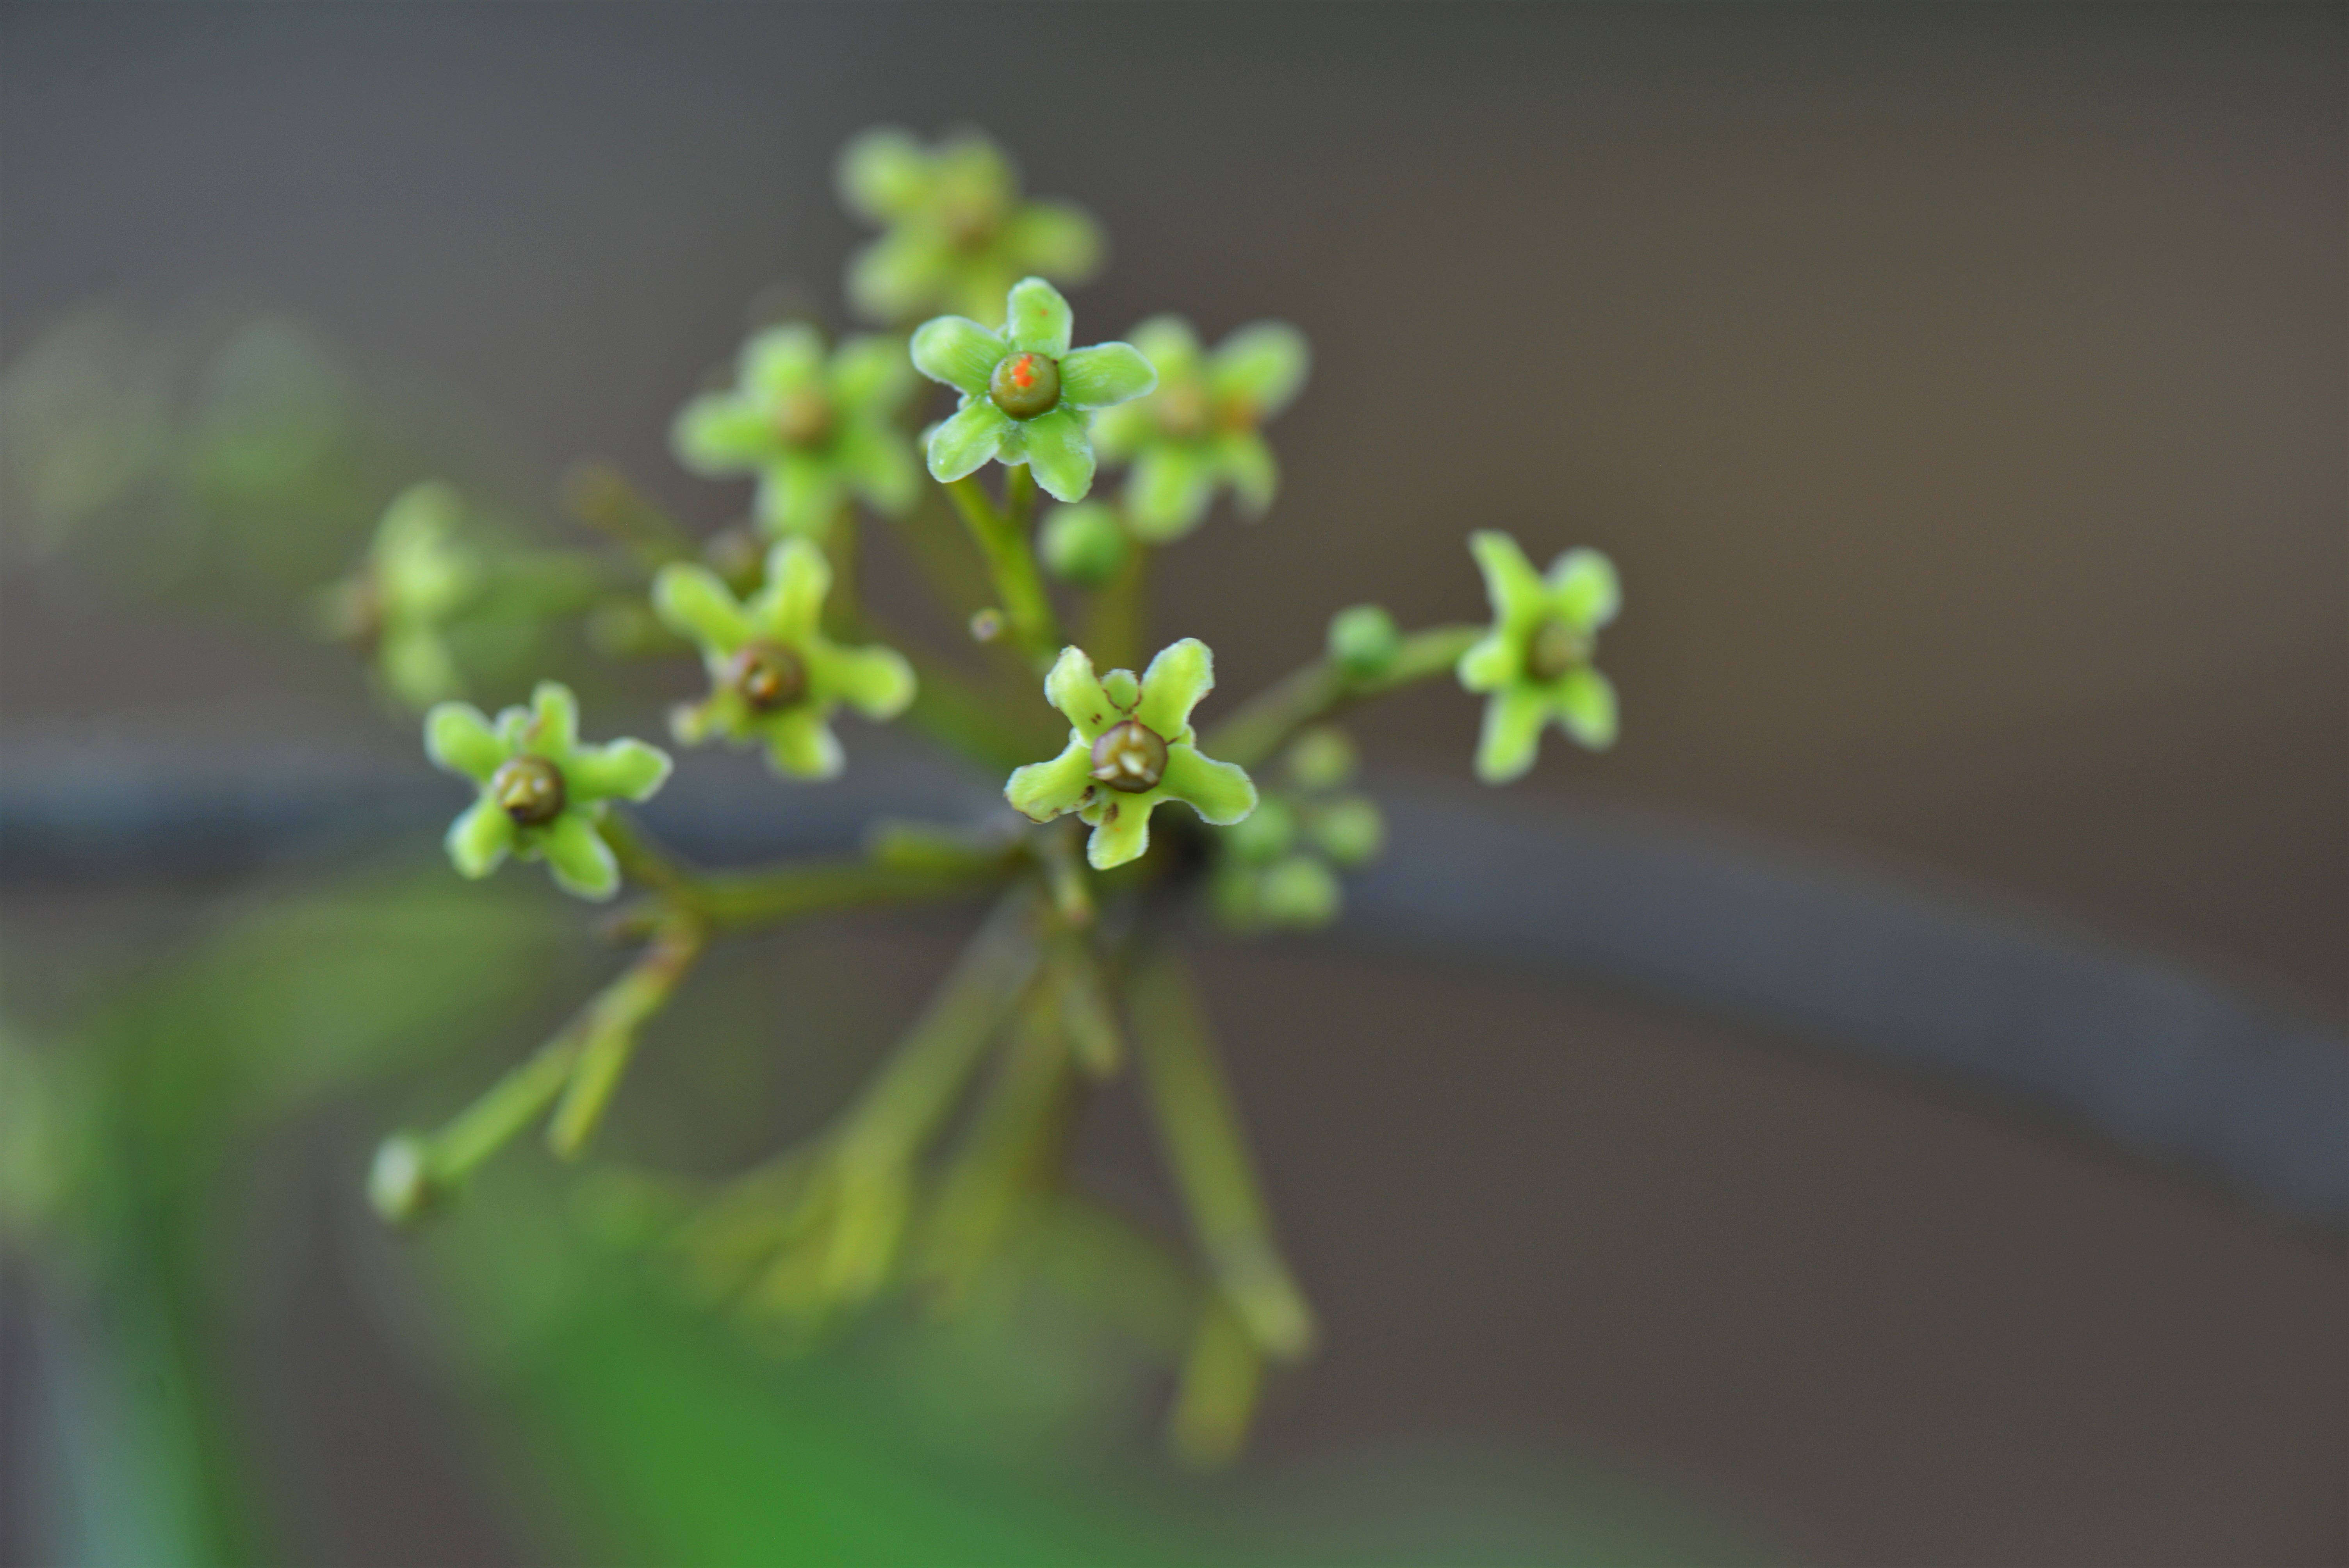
[316,482,483,707]
[1214,727,1384,931]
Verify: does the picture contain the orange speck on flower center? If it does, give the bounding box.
[989,351,1061,419]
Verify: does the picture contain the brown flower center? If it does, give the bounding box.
[731,641,807,711]
[492,755,567,826]
[1525,617,1588,683]
[773,389,834,447]
[1089,719,1168,793]
[989,351,1061,420]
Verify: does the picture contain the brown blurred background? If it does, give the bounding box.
[3,4,2343,1564]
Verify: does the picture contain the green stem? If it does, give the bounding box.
[686,855,1007,932]
[1167,1293,1264,1469]
[1081,533,1150,674]
[547,916,706,1158]
[426,1018,591,1185]
[945,475,1062,671]
[597,809,692,904]
[1207,622,1484,769]
[563,461,698,570]
[834,891,1040,1174]
[1129,946,1317,1363]
[822,504,859,638]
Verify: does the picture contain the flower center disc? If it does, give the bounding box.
[989,352,1061,420]
[733,641,808,711]
[1526,617,1588,682]
[773,390,834,447]
[1089,720,1168,793]
[492,755,567,826]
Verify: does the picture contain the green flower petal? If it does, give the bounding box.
[540,811,621,901]
[742,324,825,401]
[1003,201,1103,281]
[836,126,931,221]
[1552,666,1618,750]
[757,538,830,644]
[1082,790,1158,870]
[1086,401,1153,463]
[673,392,778,473]
[848,229,954,323]
[1128,316,1204,387]
[1005,738,1094,823]
[754,450,843,538]
[926,400,1011,483]
[1134,637,1215,740]
[1160,743,1257,826]
[1003,278,1073,357]
[1455,630,1517,693]
[1043,645,1115,737]
[808,640,916,720]
[671,689,748,747]
[381,627,462,709]
[445,796,515,879]
[526,682,580,761]
[1469,530,1549,627]
[1016,406,1095,503]
[833,422,918,515]
[1474,687,1548,784]
[1059,342,1157,410]
[830,334,915,415]
[1217,431,1279,517]
[424,701,509,782]
[1546,548,1621,632]
[910,315,1007,397]
[652,563,755,655]
[1209,322,1310,418]
[761,707,845,779]
[566,738,673,803]
[1125,444,1216,542]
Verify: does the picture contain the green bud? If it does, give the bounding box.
[369,1133,439,1224]
[1258,855,1340,927]
[1038,502,1128,588]
[1283,726,1356,791]
[1222,795,1298,864]
[1328,604,1401,681]
[1306,795,1384,868]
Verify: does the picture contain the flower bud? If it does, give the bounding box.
[1327,604,1401,681]
[1038,503,1128,588]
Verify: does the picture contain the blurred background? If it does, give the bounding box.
[2,4,2342,1565]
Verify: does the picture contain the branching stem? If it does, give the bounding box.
[1207,622,1484,769]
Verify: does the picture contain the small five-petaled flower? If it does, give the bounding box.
[426,682,673,900]
[1456,530,1621,783]
[670,325,920,539]
[1090,316,1309,542]
[910,278,1158,504]
[652,538,916,779]
[1006,638,1257,870]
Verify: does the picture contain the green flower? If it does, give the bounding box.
[672,324,919,539]
[910,278,1157,504]
[317,482,484,708]
[1213,727,1385,932]
[1005,639,1257,870]
[1456,531,1620,783]
[652,538,916,779]
[425,682,672,901]
[838,127,1103,326]
[1089,317,1309,542]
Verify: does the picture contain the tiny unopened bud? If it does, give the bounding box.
[368,1133,439,1225]
[1306,796,1384,868]
[1222,796,1298,865]
[1258,855,1340,928]
[1037,503,1128,588]
[969,608,1005,643]
[1283,726,1357,791]
[1327,604,1401,681]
